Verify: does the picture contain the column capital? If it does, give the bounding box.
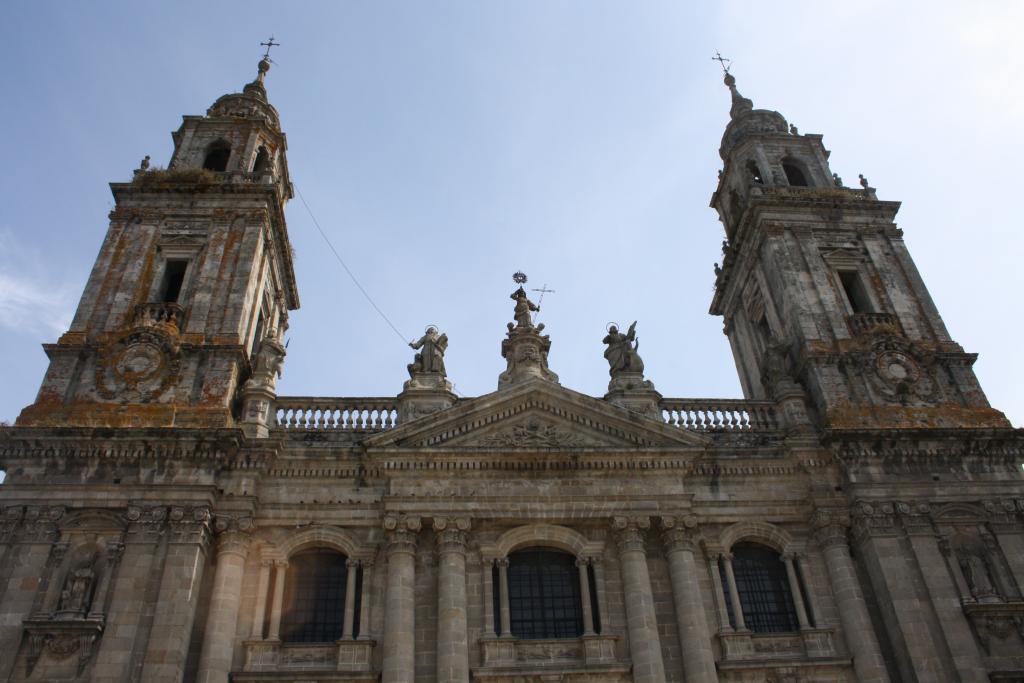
[273,558,289,569]
[494,557,509,569]
[216,530,252,559]
[433,516,471,555]
[612,515,650,553]
[659,515,700,554]
[384,515,421,555]
[575,556,591,568]
[811,507,851,550]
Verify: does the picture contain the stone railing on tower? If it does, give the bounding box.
[133,302,186,330]
[659,398,779,431]
[273,398,399,432]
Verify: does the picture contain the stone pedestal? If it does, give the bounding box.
[604,373,662,420]
[398,372,457,422]
[498,324,559,389]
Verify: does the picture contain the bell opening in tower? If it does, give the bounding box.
[160,260,189,303]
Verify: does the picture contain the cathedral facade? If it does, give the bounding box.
[1,55,1023,683]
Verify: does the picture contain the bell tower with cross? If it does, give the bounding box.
[17,41,299,429]
[707,65,1007,430]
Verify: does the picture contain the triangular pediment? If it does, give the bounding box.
[363,380,709,450]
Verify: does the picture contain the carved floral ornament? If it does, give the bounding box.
[95,325,182,402]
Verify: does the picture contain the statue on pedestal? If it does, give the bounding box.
[408,326,448,379]
[603,322,645,376]
[510,287,539,329]
[58,566,96,616]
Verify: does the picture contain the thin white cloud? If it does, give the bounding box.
[0,228,77,336]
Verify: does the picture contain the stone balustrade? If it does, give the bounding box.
[133,302,185,329]
[847,312,903,337]
[660,399,779,431]
[273,398,399,431]
[271,396,781,433]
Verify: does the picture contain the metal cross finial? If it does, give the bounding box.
[260,36,280,60]
[712,51,731,74]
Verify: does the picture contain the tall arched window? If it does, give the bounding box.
[723,543,799,633]
[746,160,764,184]
[252,145,271,173]
[508,549,583,639]
[782,159,809,187]
[280,548,349,642]
[202,140,231,172]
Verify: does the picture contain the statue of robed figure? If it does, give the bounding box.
[603,321,645,376]
[408,326,448,378]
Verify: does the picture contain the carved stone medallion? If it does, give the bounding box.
[96,327,181,401]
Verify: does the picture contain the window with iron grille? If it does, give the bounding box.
[508,549,583,639]
[280,548,349,643]
[721,542,799,633]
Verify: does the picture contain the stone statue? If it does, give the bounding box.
[960,550,997,599]
[832,173,843,187]
[603,322,645,376]
[859,173,870,189]
[510,287,539,329]
[789,124,799,135]
[408,326,448,377]
[58,566,96,615]
[247,328,286,391]
[139,155,150,171]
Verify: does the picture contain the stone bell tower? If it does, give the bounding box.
[17,57,299,429]
[708,71,1008,430]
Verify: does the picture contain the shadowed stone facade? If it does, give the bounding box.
[1,61,1023,683]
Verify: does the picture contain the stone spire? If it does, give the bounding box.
[724,72,753,119]
[243,57,272,101]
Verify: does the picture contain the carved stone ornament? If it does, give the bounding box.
[477,417,601,449]
[23,618,104,678]
[95,326,181,402]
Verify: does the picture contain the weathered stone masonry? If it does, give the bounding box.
[1,61,1023,683]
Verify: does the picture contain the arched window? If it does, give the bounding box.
[202,140,231,172]
[280,548,349,643]
[723,543,800,633]
[746,160,764,184]
[252,145,271,173]
[782,159,809,187]
[508,549,583,639]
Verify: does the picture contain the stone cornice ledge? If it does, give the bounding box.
[0,426,279,472]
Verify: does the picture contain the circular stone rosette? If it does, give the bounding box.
[96,327,181,401]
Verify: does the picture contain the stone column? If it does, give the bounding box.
[497,558,512,636]
[705,548,732,633]
[782,553,811,630]
[358,559,374,639]
[382,515,420,683]
[250,559,272,639]
[266,560,288,641]
[343,558,358,639]
[196,521,253,683]
[435,517,470,683]
[141,506,213,682]
[612,516,666,683]
[660,516,717,683]
[812,511,889,683]
[87,540,125,620]
[577,557,596,636]
[592,557,609,633]
[721,553,746,630]
[482,557,496,637]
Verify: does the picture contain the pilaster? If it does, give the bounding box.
[611,515,666,683]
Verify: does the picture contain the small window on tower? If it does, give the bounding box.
[747,160,764,184]
[838,270,873,314]
[160,260,189,303]
[202,141,231,172]
[782,160,808,187]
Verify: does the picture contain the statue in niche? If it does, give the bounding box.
[956,540,999,601]
[510,287,539,329]
[58,566,96,616]
[408,326,448,377]
[603,322,645,376]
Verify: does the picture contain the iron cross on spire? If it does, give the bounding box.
[712,50,732,74]
[260,36,280,60]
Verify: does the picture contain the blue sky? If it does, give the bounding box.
[1,2,1021,426]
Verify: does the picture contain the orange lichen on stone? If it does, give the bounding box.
[825,404,1010,431]
[15,400,233,429]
